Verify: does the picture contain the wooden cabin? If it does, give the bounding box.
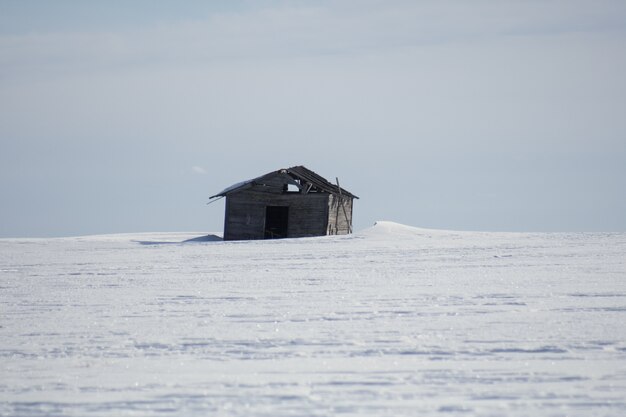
[210,166,358,241]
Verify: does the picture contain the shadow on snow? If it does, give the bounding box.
[134,234,223,246]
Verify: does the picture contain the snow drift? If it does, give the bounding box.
[1,222,625,416]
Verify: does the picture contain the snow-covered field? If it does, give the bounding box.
[1,221,626,416]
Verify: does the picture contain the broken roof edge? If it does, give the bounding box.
[286,165,359,199]
[209,165,359,199]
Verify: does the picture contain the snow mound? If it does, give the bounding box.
[357,221,452,239]
[135,233,223,245]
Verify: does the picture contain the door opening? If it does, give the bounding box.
[264,206,289,239]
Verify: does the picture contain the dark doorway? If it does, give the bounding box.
[264,206,289,239]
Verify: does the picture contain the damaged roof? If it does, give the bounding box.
[210,165,359,199]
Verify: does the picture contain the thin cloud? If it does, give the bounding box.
[192,166,207,175]
[2,0,625,79]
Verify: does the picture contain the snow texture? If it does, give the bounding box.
[1,221,626,416]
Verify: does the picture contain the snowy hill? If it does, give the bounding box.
[1,222,626,416]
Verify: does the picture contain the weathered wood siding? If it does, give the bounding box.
[224,184,330,240]
[327,194,353,235]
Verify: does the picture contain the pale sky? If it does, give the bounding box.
[1,0,625,237]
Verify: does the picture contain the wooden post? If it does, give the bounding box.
[335,177,352,234]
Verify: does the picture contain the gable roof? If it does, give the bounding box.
[210,165,359,199]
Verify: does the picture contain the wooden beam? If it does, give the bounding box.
[336,177,352,234]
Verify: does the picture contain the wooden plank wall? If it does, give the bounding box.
[224,186,330,240]
[327,194,354,235]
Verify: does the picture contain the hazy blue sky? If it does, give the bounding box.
[1,0,625,237]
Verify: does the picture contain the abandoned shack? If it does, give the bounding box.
[210,166,358,241]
